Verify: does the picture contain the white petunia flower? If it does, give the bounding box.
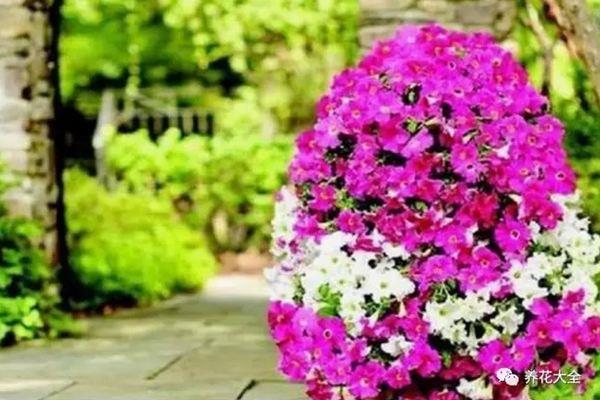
[525,253,565,279]
[381,334,413,357]
[382,242,410,259]
[271,187,299,256]
[264,266,296,302]
[361,268,415,301]
[457,377,493,400]
[528,221,542,242]
[479,326,502,346]
[491,306,524,336]
[424,300,460,332]
[318,232,356,255]
[339,291,365,334]
[457,293,495,322]
[349,251,375,280]
[507,261,548,307]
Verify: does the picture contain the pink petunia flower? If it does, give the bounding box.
[429,390,460,400]
[406,341,442,377]
[511,337,536,372]
[413,255,457,289]
[477,339,511,374]
[385,362,411,389]
[583,316,600,349]
[450,142,484,182]
[458,265,500,292]
[310,185,337,212]
[526,319,554,348]
[348,361,385,399]
[322,355,352,386]
[495,218,531,256]
[337,210,366,234]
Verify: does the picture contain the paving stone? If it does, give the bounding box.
[240,381,306,400]
[0,338,191,381]
[0,276,301,399]
[47,379,247,400]
[154,339,280,383]
[0,379,73,400]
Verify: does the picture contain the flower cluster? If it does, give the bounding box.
[266,25,600,400]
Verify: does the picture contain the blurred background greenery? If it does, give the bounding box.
[1,0,599,356]
[57,0,358,312]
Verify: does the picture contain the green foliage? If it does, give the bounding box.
[206,134,292,251]
[573,158,600,233]
[65,168,217,309]
[61,0,202,107]
[61,0,358,133]
[103,128,292,253]
[531,357,600,399]
[0,219,63,345]
[159,0,358,132]
[561,109,600,160]
[0,170,73,346]
[317,284,341,317]
[212,87,274,138]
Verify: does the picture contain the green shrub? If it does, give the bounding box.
[559,108,600,161]
[205,134,292,251]
[65,169,217,309]
[0,170,73,346]
[573,158,600,233]
[104,128,292,253]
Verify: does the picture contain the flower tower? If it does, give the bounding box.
[266,25,600,400]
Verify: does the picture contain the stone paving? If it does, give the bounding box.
[0,275,306,400]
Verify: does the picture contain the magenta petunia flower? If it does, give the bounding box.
[414,255,457,290]
[494,217,531,256]
[386,362,411,389]
[478,340,511,374]
[450,142,484,183]
[309,185,336,212]
[337,210,366,234]
[349,361,386,398]
[584,317,600,348]
[511,337,536,372]
[406,341,442,377]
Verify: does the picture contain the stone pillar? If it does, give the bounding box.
[359,0,517,48]
[0,0,59,263]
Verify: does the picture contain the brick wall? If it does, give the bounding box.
[359,0,517,48]
[0,0,58,262]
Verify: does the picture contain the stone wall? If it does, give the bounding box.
[359,0,517,48]
[0,0,59,262]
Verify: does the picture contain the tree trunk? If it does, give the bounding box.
[359,0,517,49]
[545,0,600,104]
[0,0,62,265]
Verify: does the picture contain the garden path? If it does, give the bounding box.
[0,275,305,400]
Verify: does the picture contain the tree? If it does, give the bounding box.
[545,0,600,104]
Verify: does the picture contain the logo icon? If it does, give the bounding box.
[496,368,519,386]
